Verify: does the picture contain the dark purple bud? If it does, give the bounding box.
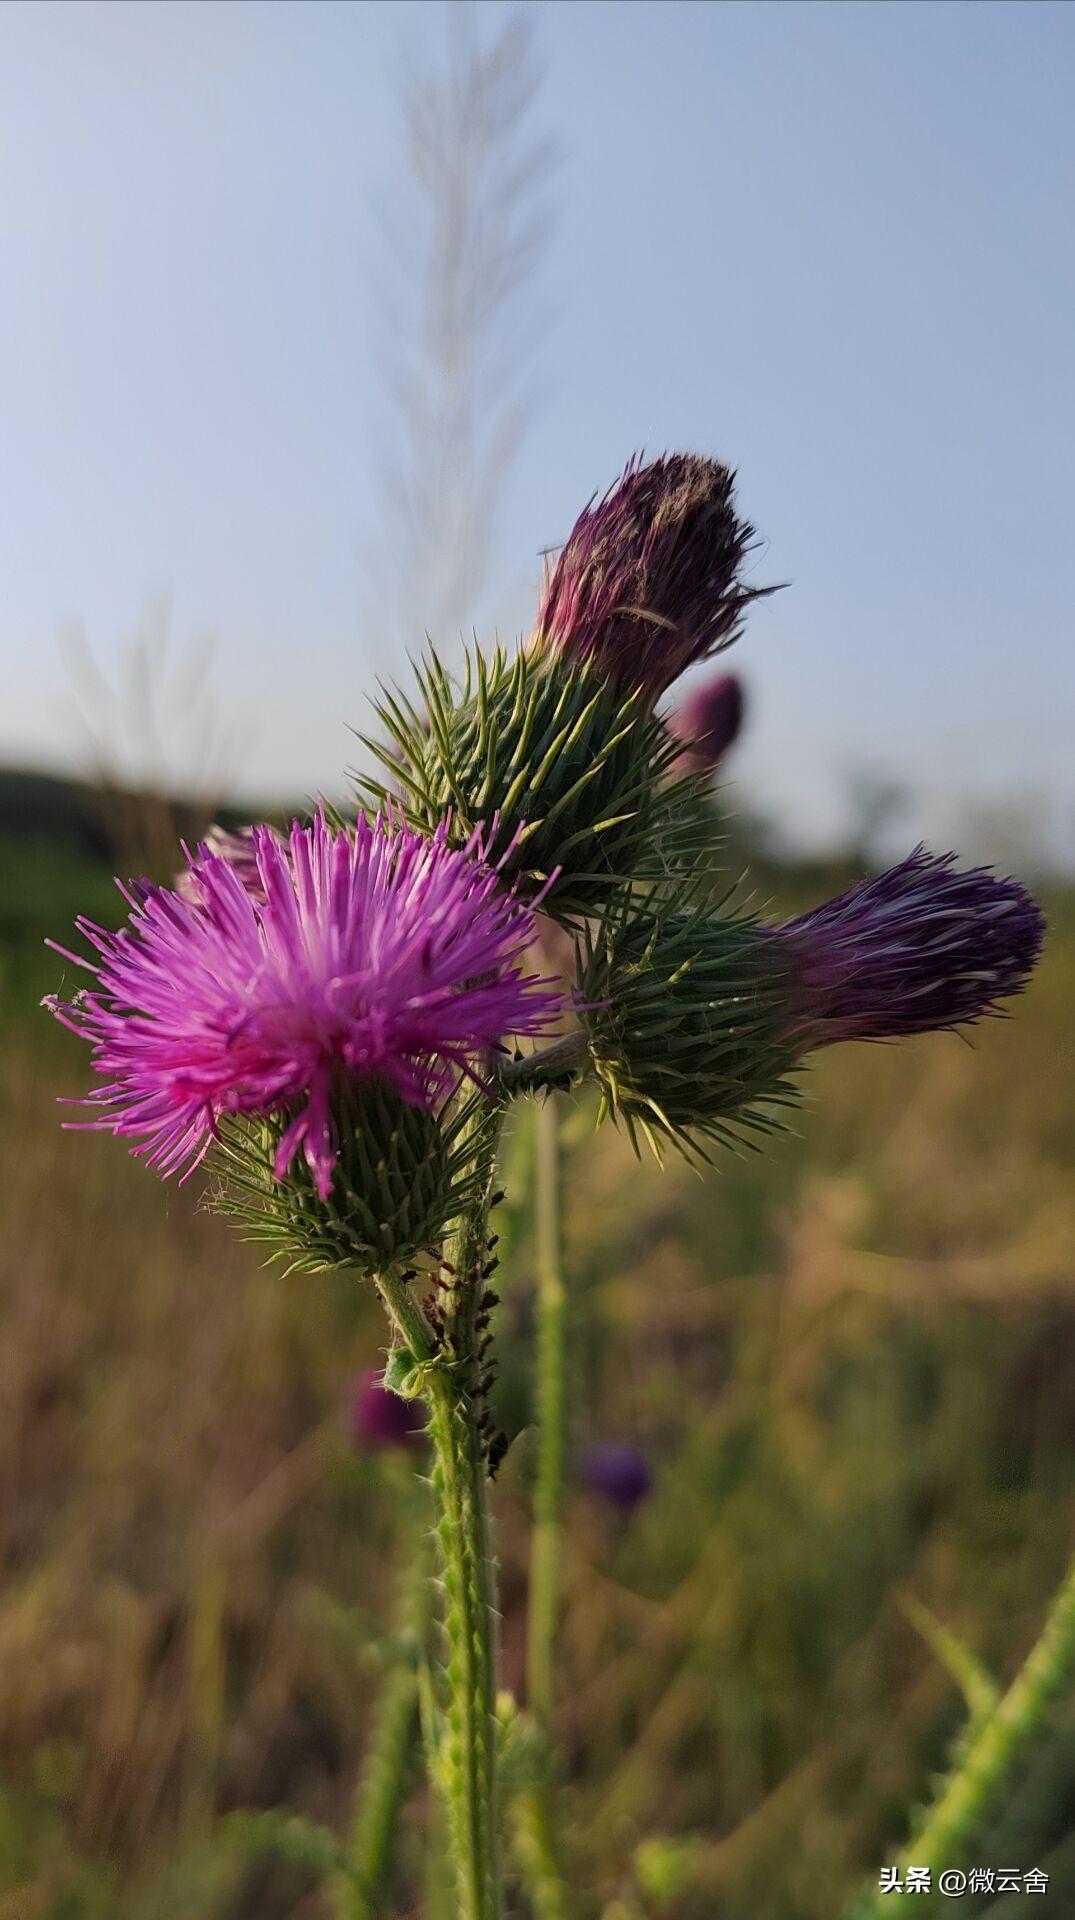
[350,1369,425,1452]
[537,454,771,701]
[581,1442,654,1513]
[669,673,746,773]
[778,848,1045,1046]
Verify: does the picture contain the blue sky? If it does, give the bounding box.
[1,0,1072,860]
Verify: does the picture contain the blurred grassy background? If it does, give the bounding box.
[1,785,1073,1920]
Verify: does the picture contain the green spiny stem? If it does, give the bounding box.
[511,1784,571,1920]
[857,1546,1075,1916]
[417,1654,456,1920]
[441,1094,506,1366]
[519,1094,577,1920]
[425,1365,502,1920]
[377,1105,505,1920]
[341,1497,432,1920]
[527,1094,568,1729]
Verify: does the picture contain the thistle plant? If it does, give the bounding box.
[44,452,1049,1917]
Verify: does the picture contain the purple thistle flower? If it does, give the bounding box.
[174,823,283,906]
[669,672,745,773]
[350,1369,425,1451]
[45,812,562,1201]
[581,1442,654,1513]
[536,454,771,700]
[778,848,1045,1046]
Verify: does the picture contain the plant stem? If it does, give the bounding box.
[342,1491,431,1920]
[527,1094,568,1728]
[511,1780,571,1920]
[377,1105,504,1920]
[514,1093,574,1920]
[858,1547,1075,1914]
[501,1032,589,1096]
[180,1547,227,1843]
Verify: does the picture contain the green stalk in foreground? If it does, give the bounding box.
[377,1108,504,1920]
[513,1092,573,1920]
[527,1093,569,1727]
[342,1497,432,1920]
[858,1548,1075,1915]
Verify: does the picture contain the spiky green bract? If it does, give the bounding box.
[210,1080,484,1276]
[356,646,714,925]
[578,907,803,1161]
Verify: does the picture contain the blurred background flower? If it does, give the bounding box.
[350,1369,426,1452]
[669,671,746,775]
[580,1441,654,1514]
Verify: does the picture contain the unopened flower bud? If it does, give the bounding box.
[778,848,1045,1045]
[669,673,745,774]
[215,1077,486,1274]
[582,911,798,1155]
[361,647,685,924]
[537,454,769,701]
[581,851,1044,1155]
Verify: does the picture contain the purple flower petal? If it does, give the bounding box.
[778,848,1045,1044]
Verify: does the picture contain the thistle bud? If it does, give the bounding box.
[777,848,1045,1045]
[536,454,768,701]
[350,1369,425,1451]
[358,455,768,923]
[669,673,745,774]
[359,646,690,925]
[580,911,800,1157]
[581,1442,653,1512]
[581,851,1044,1156]
[213,1079,485,1274]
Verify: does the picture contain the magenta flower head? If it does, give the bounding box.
[669,672,745,774]
[581,1442,653,1513]
[45,812,562,1204]
[536,453,770,701]
[351,1369,425,1452]
[778,848,1046,1046]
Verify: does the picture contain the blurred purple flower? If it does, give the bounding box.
[581,1442,654,1513]
[351,1369,424,1451]
[669,672,745,774]
[45,812,563,1200]
[537,454,771,700]
[779,848,1045,1046]
[175,824,283,906]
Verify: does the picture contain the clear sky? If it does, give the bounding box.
[1,0,1072,861]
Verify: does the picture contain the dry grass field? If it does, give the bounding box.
[1,826,1073,1918]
